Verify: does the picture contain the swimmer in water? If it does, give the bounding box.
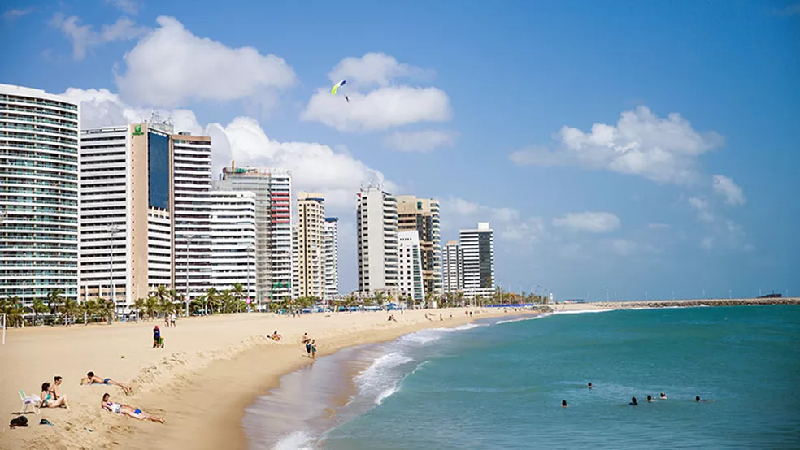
[562,400,567,408]
[588,382,593,389]
[696,395,701,402]
[647,395,654,402]
[629,396,638,406]
[660,392,667,399]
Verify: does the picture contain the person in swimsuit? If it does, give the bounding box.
[647,395,654,402]
[562,400,568,408]
[49,375,64,401]
[101,393,164,423]
[629,396,638,406]
[660,392,668,399]
[306,340,312,356]
[83,371,133,395]
[153,326,163,348]
[40,382,68,408]
[311,340,317,359]
[588,382,593,389]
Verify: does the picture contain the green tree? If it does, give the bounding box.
[133,298,146,321]
[62,298,78,326]
[1,298,24,327]
[47,288,64,317]
[32,299,48,326]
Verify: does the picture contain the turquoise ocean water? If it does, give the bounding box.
[247,306,800,449]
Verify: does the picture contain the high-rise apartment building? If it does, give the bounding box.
[398,230,424,304]
[217,166,292,302]
[443,240,463,294]
[459,222,494,298]
[397,196,441,295]
[80,124,179,311]
[322,217,339,300]
[296,192,325,299]
[0,84,80,305]
[356,186,398,293]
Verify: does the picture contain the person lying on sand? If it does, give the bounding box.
[271,331,281,341]
[82,371,133,395]
[40,382,68,408]
[101,393,164,423]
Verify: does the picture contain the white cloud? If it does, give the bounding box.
[441,197,544,244]
[116,16,296,108]
[50,14,148,60]
[3,8,32,22]
[302,86,451,132]
[647,223,671,229]
[701,237,714,250]
[303,53,451,132]
[61,88,202,134]
[712,174,745,206]
[509,106,724,184]
[688,196,714,223]
[552,212,620,233]
[209,117,393,211]
[328,52,432,87]
[384,131,456,152]
[105,0,139,15]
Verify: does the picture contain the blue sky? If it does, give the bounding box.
[2,0,798,300]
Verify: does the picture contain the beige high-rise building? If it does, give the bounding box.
[397,196,441,296]
[296,192,325,299]
[357,186,398,293]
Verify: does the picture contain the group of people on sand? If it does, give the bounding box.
[560,383,710,407]
[301,332,317,359]
[28,372,163,424]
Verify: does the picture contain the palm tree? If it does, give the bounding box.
[31,299,47,326]
[220,289,233,313]
[424,291,434,309]
[133,298,146,321]
[62,298,78,326]
[1,298,24,328]
[373,291,385,308]
[47,288,64,317]
[205,288,218,314]
[82,299,98,325]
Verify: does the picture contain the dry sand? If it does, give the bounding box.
[0,307,528,450]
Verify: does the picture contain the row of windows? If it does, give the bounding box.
[0,112,78,129]
[0,122,79,141]
[1,149,77,164]
[0,94,78,111]
[0,103,78,119]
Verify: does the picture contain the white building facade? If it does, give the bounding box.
[356,186,398,293]
[0,84,80,305]
[398,230,424,304]
[460,222,494,298]
[217,166,293,303]
[322,217,339,300]
[443,240,463,294]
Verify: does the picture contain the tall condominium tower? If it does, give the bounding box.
[296,192,325,299]
[442,240,463,294]
[0,84,80,305]
[322,217,339,300]
[356,186,398,293]
[398,230,425,304]
[217,166,292,302]
[459,222,494,298]
[397,196,441,295]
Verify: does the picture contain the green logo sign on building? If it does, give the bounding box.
[132,124,144,136]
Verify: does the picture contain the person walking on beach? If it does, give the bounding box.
[305,339,312,357]
[311,340,317,359]
[170,312,176,327]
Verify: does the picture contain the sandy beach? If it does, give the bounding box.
[0,307,533,450]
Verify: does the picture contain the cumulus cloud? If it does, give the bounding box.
[712,174,745,206]
[105,0,139,15]
[440,197,545,244]
[209,117,393,210]
[50,14,148,60]
[509,106,724,184]
[383,130,456,152]
[302,86,451,132]
[303,53,451,132]
[328,52,432,87]
[3,8,32,22]
[552,212,620,233]
[115,16,296,108]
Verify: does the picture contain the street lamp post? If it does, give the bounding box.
[108,224,119,316]
[247,243,254,312]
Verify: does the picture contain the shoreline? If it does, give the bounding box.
[0,308,538,450]
[1,300,796,449]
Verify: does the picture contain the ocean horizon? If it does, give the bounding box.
[244,306,800,449]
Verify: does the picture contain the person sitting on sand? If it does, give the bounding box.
[271,331,281,341]
[40,382,68,408]
[629,396,638,406]
[660,392,668,399]
[101,393,164,423]
[82,371,133,395]
[49,375,64,402]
